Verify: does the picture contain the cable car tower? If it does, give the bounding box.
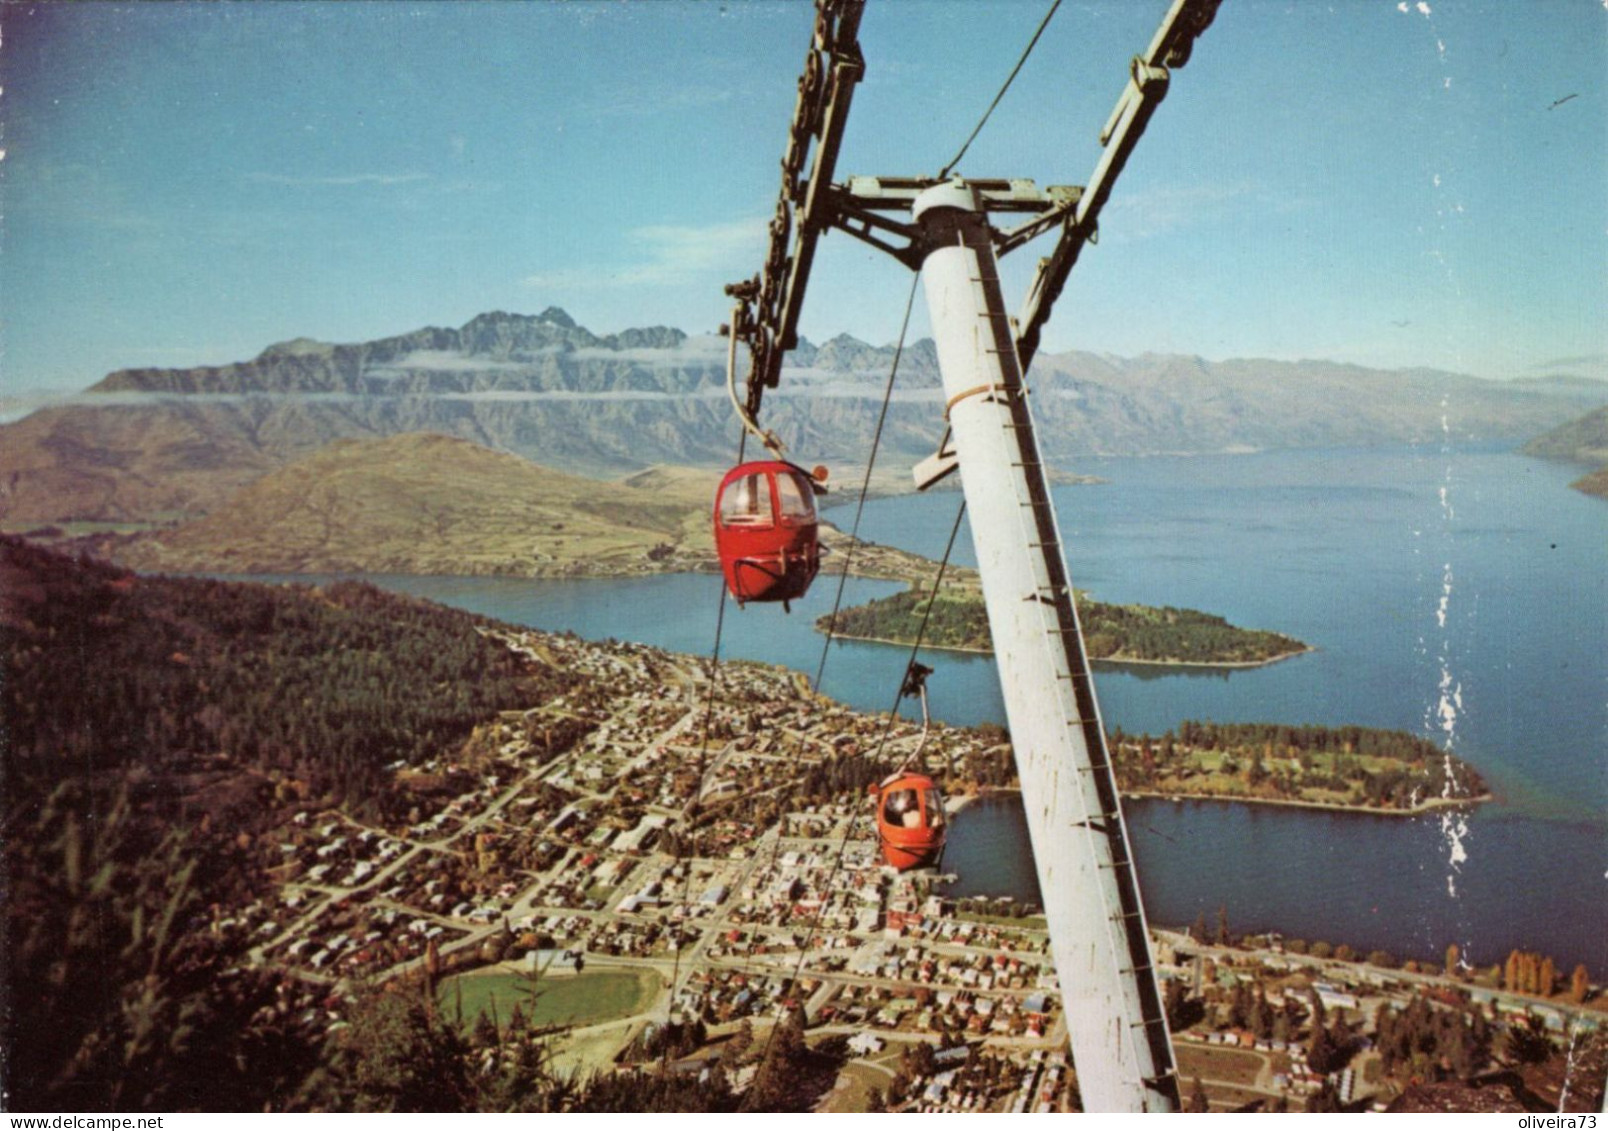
[724,0,1220,1112]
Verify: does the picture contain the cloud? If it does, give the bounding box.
[521,217,767,291]
[1529,353,1608,381]
[573,84,736,121]
[244,172,430,187]
[1532,353,1608,370]
[1102,181,1266,242]
[5,160,162,232]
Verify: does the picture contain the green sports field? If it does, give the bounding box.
[440,966,660,1031]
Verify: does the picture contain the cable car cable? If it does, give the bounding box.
[864,498,967,769]
[811,270,923,693]
[724,0,1059,1076]
[818,0,1058,681]
[739,502,965,1102]
[665,428,750,1023]
[735,767,883,1110]
[936,0,1063,180]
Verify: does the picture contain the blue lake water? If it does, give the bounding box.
[250,445,1606,971]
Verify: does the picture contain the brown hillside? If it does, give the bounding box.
[108,433,718,577]
[0,401,282,525]
[1571,466,1608,500]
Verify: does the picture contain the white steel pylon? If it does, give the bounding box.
[914,180,1177,1113]
[721,0,1223,1110]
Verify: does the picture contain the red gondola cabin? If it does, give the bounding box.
[713,460,821,607]
[873,772,946,872]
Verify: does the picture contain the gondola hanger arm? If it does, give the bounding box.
[1015,0,1221,371]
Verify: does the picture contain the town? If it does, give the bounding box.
[229,627,1602,1113]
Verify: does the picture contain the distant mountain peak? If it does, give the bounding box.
[603,325,686,350]
[258,337,334,360]
[536,306,577,329]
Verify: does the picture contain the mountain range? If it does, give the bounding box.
[3,308,1603,528]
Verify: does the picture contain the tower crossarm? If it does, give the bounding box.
[829,176,1078,266]
[1015,0,1221,371]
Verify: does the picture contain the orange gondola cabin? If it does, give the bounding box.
[713,460,822,608]
[873,772,947,872]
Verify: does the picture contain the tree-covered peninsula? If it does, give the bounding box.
[819,586,1309,667]
[1108,720,1490,812]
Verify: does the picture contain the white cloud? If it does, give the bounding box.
[244,172,430,187]
[573,84,736,121]
[1529,354,1608,381]
[6,160,160,232]
[1101,181,1263,242]
[521,217,767,290]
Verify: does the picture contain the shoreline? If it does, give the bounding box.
[1122,786,1494,818]
[824,630,1315,671]
[947,783,1492,820]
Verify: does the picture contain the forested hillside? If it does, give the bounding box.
[0,538,575,1109]
[821,586,1308,666]
[1,536,570,817]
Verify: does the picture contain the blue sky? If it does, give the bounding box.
[4,0,1604,395]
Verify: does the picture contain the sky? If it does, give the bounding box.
[3,0,1605,397]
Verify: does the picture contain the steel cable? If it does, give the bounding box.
[739,496,966,1108]
[936,0,1063,180]
[811,270,923,694]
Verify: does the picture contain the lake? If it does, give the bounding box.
[252,445,1606,972]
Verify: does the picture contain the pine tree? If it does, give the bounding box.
[1325,1014,1351,1070]
[335,984,477,1112]
[1374,1005,1398,1074]
[1252,986,1275,1040]
[3,782,323,1111]
[1247,746,1267,786]
[1308,1020,1337,1075]
[1305,1081,1342,1113]
[745,1007,809,1111]
[473,1010,501,1049]
[1469,1009,1492,1068]
[1164,978,1190,1030]
[1229,982,1252,1029]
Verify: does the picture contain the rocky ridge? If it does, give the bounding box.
[3,309,1604,526]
